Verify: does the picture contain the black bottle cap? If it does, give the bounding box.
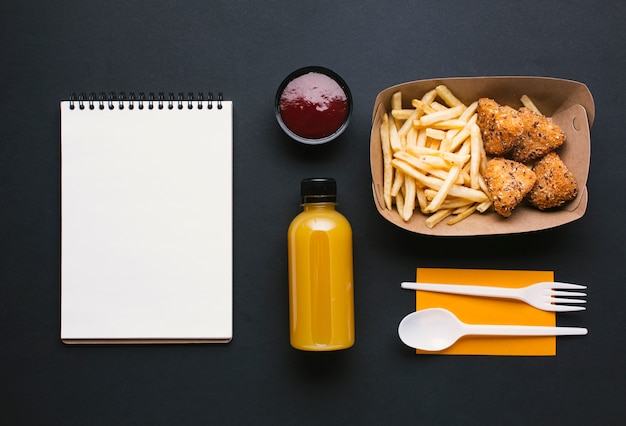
[301,178,337,203]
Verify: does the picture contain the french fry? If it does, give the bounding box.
[415,185,428,213]
[469,122,482,190]
[395,191,405,218]
[424,165,462,213]
[413,154,448,170]
[447,204,479,225]
[459,101,478,122]
[407,146,469,166]
[417,119,467,130]
[398,108,421,137]
[421,89,437,104]
[425,209,452,228]
[440,197,475,210]
[388,114,402,152]
[391,91,403,128]
[520,95,541,114]
[460,166,471,187]
[427,138,441,150]
[429,101,448,111]
[435,84,465,108]
[476,199,493,213]
[452,205,471,214]
[391,91,403,110]
[448,114,477,152]
[391,168,405,197]
[478,173,489,195]
[402,177,416,221]
[411,98,437,114]
[391,109,417,120]
[406,127,418,148]
[417,104,465,127]
[425,128,446,140]
[380,112,393,210]
[416,129,427,147]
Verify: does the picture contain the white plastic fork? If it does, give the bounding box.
[400,281,587,312]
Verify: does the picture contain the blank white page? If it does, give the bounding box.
[60,99,232,343]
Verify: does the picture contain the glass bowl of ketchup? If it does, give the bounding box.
[275,66,352,145]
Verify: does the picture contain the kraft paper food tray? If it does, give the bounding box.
[370,76,595,236]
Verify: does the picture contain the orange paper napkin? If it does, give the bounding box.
[414,268,555,356]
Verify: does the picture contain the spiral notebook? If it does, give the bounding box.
[60,92,232,344]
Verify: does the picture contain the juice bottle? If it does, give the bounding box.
[288,178,354,351]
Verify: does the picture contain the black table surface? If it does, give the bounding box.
[2,1,625,424]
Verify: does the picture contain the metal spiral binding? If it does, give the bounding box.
[69,92,223,110]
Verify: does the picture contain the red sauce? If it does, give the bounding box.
[279,72,349,139]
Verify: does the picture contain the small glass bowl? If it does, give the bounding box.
[275,66,352,145]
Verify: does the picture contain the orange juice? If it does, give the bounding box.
[288,178,354,351]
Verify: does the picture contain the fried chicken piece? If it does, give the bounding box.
[477,98,524,156]
[510,108,567,163]
[483,157,537,217]
[528,152,578,210]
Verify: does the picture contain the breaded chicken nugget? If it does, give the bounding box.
[528,152,578,210]
[483,157,537,217]
[477,98,524,156]
[511,108,567,163]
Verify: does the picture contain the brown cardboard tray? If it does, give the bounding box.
[370,76,594,236]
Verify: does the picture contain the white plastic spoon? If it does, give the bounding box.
[398,308,588,351]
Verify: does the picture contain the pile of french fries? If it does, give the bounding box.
[380,85,492,228]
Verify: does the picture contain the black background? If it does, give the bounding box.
[2,1,625,424]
